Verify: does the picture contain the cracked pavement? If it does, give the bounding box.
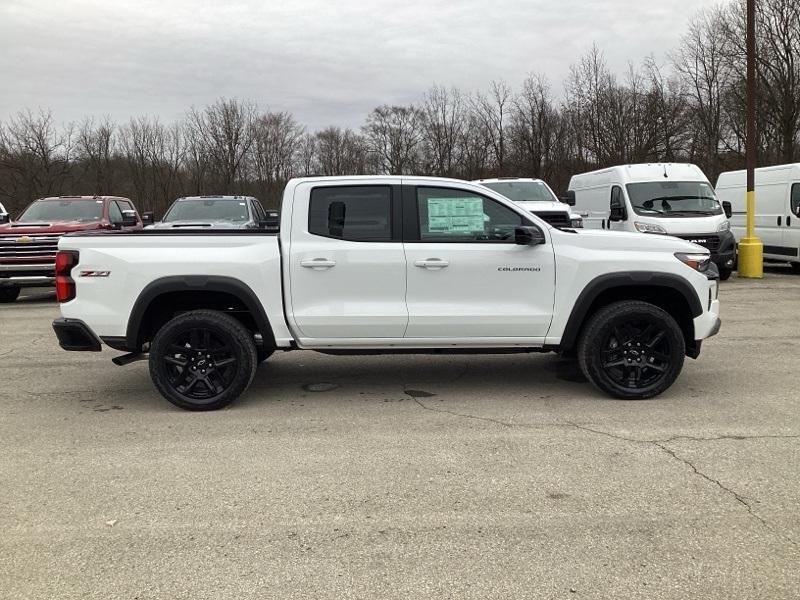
[2,270,800,599]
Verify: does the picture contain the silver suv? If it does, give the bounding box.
[146,195,271,229]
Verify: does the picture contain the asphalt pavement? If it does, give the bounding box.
[1,270,799,599]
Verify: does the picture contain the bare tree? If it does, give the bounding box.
[472,80,512,175]
[363,105,423,175]
[420,85,466,177]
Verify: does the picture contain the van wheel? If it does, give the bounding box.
[790,262,800,274]
[0,286,21,303]
[577,301,685,400]
[718,267,732,281]
[149,310,257,411]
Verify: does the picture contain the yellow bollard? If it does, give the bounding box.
[737,189,763,278]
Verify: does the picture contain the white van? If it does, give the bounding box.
[474,177,583,228]
[568,163,735,279]
[715,164,800,272]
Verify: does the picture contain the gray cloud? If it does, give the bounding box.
[0,0,718,130]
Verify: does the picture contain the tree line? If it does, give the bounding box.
[0,0,798,216]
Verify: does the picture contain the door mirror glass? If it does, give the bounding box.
[141,211,155,226]
[514,225,545,245]
[561,190,576,206]
[722,201,732,219]
[610,186,627,222]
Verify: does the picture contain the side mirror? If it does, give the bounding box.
[561,190,576,206]
[515,225,545,246]
[142,211,155,226]
[121,210,139,228]
[0,213,9,225]
[721,201,732,219]
[258,210,280,232]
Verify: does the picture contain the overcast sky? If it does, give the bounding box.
[0,0,719,131]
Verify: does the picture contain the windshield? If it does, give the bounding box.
[163,199,250,222]
[481,181,558,203]
[626,181,722,216]
[17,199,104,223]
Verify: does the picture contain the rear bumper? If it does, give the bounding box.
[52,318,102,352]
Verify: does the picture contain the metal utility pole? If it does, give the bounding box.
[737,0,763,277]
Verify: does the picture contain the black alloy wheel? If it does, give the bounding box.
[578,300,685,400]
[600,321,672,390]
[149,310,257,410]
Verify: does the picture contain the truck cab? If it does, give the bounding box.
[568,164,735,279]
[0,195,142,302]
[474,177,583,228]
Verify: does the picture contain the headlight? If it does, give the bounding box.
[569,216,583,228]
[717,220,730,232]
[675,252,711,272]
[634,221,667,234]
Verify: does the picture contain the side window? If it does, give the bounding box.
[108,201,123,224]
[791,183,800,217]
[417,187,523,242]
[309,186,392,241]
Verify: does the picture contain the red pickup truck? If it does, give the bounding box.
[0,195,142,302]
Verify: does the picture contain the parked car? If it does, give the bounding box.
[0,195,142,302]
[715,163,800,272]
[473,177,583,228]
[568,163,735,280]
[147,195,268,229]
[52,176,720,410]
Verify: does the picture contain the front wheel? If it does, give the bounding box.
[149,310,257,411]
[0,286,21,303]
[577,301,685,400]
[718,267,732,281]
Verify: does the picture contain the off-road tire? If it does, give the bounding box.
[577,300,685,400]
[149,310,257,411]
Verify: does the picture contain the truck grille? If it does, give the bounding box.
[674,234,720,252]
[0,233,61,262]
[535,211,571,228]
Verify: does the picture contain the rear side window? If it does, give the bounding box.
[308,186,392,241]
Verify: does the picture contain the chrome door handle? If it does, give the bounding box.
[414,258,449,269]
[300,258,336,269]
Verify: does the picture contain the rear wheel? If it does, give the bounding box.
[577,301,685,400]
[149,310,257,411]
[0,286,21,303]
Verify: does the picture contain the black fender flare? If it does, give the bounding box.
[126,275,276,351]
[558,271,703,351]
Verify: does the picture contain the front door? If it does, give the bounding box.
[288,183,407,340]
[403,185,556,339]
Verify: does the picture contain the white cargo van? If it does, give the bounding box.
[715,164,800,272]
[568,163,735,279]
[474,177,583,228]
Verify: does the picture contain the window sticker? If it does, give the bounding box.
[427,197,484,233]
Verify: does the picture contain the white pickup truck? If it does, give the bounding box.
[52,176,721,410]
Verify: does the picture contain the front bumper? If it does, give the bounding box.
[710,230,736,269]
[52,318,102,352]
[0,263,55,288]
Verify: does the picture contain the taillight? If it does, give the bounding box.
[55,250,79,302]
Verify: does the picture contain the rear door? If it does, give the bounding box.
[402,184,555,339]
[287,183,407,340]
[784,183,800,261]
